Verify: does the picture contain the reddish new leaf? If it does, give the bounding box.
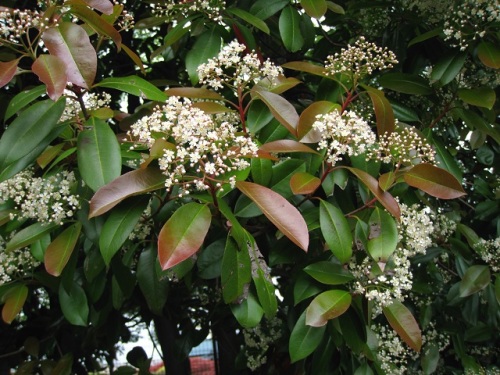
[166,87,223,100]
[477,41,500,69]
[44,223,82,277]
[83,0,114,14]
[42,22,97,88]
[236,181,309,251]
[32,55,67,101]
[290,172,321,195]
[259,140,319,154]
[305,289,351,327]
[403,164,466,199]
[158,203,211,270]
[282,61,329,77]
[2,284,28,324]
[298,101,340,142]
[366,87,395,136]
[383,300,422,352]
[89,167,165,218]
[0,59,20,88]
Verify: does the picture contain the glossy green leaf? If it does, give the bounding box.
[383,300,422,352]
[99,196,149,266]
[279,6,304,52]
[457,87,496,110]
[326,1,345,14]
[304,261,354,285]
[231,292,264,328]
[236,181,309,251]
[306,289,351,327]
[378,73,432,95]
[252,87,299,136]
[94,76,167,101]
[421,344,439,374]
[407,28,442,46]
[42,22,97,89]
[378,171,395,192]
[251,158,273,186]
[44,223,82,277]
[459,265,491,297]
[247,100,274,133]
[77,118,122,192]
[298,101,339,142]
[367,207,398,262]
[477,41,500,69]
[59,282,88,326]
[260,140,319,154]
[197,239,225,279]
[319,200,353,263]
[137,245,169,315]
[185,27,222,84]
[289,309,326,363]
[249,241,277,318]
[6,222,58,253]
[4,85,46,121]
[430,52,466,86]
[265,76,302,94]
[161,16,195,51]
[365,87,395,136]
[282,61,329,77]
[37,143,65,169]
[89,168,165,218]
[456,108,500,144]
[0,98,66,182]
[391,102,420,122]
[226,8,270,34]
[32,55,67,101]
[270,159,306,198]
[300,0,327,19]
[221,236,251,303]
[430,136,463,181]
[165,87,223,101]
[290,172,321,195]
[403,164,466,199]
[294,273,322,305]
[1,284,28,324]
[0,58,20,88]
[250,0,289,20]
[158,203,211,270]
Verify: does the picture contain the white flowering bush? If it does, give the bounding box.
[0,0,498,374]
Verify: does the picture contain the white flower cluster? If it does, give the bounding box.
[325,36,398,79]
[128,204,152,242]
[375,126,436,166]
[313,110,376,166]
[0,7,50,46]
[129,96,258,194]
[151,0,226,22]
[60,90,112,122]
[197,40,283,92]
[398,203,435,256]
[0,235,40,285]
[242,317,283,371]
[474,237,500,272]
[402,0,452,25]
[0,169,80,225]
[443,0,500,50]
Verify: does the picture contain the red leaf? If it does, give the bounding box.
[83,0,114,14]
[32,55,67,101]
[44,223,82,277]
[158,203,212,270]
[259,140,319,154]
[0,58,20,88]
[403,164,466,199]
[365,87,395,136]
[42,22,97,88]
[290,172,321,195]
[2,284,28,324]
[383,300,422,352]
[298,101,340,142]
[236,181,309,251]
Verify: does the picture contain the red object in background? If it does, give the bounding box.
[149,357,215,375]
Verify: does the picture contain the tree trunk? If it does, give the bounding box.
[153,316,191,375]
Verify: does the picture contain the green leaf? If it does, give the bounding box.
[32,55,67,101]
[289,309,326,362]
[319,200,353,263]
[89,167,165,218]
[282,61,329,77]
[407,28,442,46]
[37,143,65,169]
[0,99,66,182]
[495,277,500,305]
[6,222,58,253]
[391,102,420,122]
[304,261,354,285]
[383,300,422,352]
[185,27,222,85]
[252,86,299,136]
[421,344,439,374]
[42,22,97,89]
[459,265,491,297]
[365,87,395,136]
[290,172,321,195]
[279,6,304,52]
[378,73,432,95]
[270,159,306,198]
[44,223,82,277]
[165,87,223,101]
[298,101,340,142]
[477,41,500,69]
[300,0,327,19]
[456,108,500,144]
[367,207,398,262]
[226,8,270,34]
[251,158,273,186]
[0,58,20,89]
[197,239,225,279]
[137,245,169,315]
[430,52,466,86]
[403,164,466,199]
[77,118,122,192]
[294,273,322,305]
[249,240,277,318]
[59,282,88,326]
[250,0,289,20]
[221,236,251,303]
[158,203,211,270]
[236,181,309,251]
[1,284,28,324]
[430,135,463,181]
[457,87,496,110]
[247,100,274,133]
[326,1,345,14]
[305,289,351,327]
[231,292,264,328]
[99,196,149,266]
[4,85,46,121]
[162,16,195,50]
[94,76,167,102]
